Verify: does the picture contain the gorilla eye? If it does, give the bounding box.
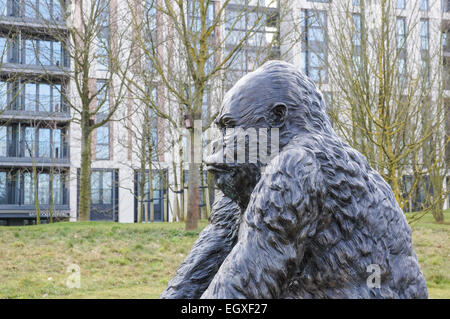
[220,117,235,128]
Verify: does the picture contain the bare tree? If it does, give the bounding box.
[308,0,448,221]
[125,0,297,230]
[32,0,133,221]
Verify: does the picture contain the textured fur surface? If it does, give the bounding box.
[160,193,241,299]
[162,61,428,299]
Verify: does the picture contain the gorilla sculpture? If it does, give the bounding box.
[161,61,428,299]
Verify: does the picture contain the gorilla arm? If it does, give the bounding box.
[160,192,242,299]
[201,149,323,298]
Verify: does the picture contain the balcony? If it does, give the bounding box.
[0,109,71,122]
[0,0,67,31]
[0,62,69,77]
[0,141,70,167]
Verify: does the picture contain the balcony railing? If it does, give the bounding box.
[0,141,70,166]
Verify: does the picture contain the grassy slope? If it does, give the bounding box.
[0,210,448,299]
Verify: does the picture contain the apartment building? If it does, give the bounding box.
[0,0,447,225]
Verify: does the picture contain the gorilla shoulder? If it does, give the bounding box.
[244,145,325,243]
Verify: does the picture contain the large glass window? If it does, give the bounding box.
[420,19,430,85]
[135,169,167,222]
[96,80,110,159]
[0,169,67,206]
[24,127,35,157]
[23,38,64,66]
[52,128,62,158]
[38,128,50,158]
[20,81,64,112]
[0,171,19,205]
[24,0,38,18]
[25,39,37,65]
[25,82,37,111]
[302,9,328,84]
[38,173,49,204]
[0,0,7,15]
[0,171,6,204]
[0,37,8,63]
[53,173,62,205]
[97,0,110,71]
[0,126,6,157]
[22,0,64,20]
[96,125,109,159]
[352,13,362,67]
[0,80,7,109]
[23,172,34,205]
[91,171,101,205]
[39,40,52,66]
[396,17,407,84]
[397,0,406,9]
[224,1,279,86]
[420,0,429,11]
[38,82,51,111]
[444,0,450,12]
[91,170,113,205]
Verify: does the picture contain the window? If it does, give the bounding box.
[24,127,35,157]
[224,1,279,86]
[0,171,6,204]
[143,0,157,71]
[147,86,158,160]
[0,80,7,109]
[97,0,110,71]
[96,80,110,160]
[38,173,49,204]
[25,39,37,65]
[0,37,9,63]
[420,0,429,11]
[353,0,360,5]
[23,38,65,66]
[23,172,34,205]
[20,81,63,112]
[53,173,62,205]
[52,128,62,158]
[444,0,450,12]
[24,0,37,18]
[38,82,51,111]
[91,170,113,205]
[21,0,64,20]
[0,171,18,205]
[38,128,50,158]
[0,169,66,206]
[0,126,6,156]
[397,0,406,9]
[397,17,407,84]
[420,19,430,85]
[135,169,167,222]
[352,13,362,67]
[96,125,110,159]
[302,9,328,84]
[0,0,6,15]
[24,82,36,111]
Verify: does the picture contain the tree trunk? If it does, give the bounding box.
[149,168,154,223]
[49,168,54,223]
[78,126,92,221]
[186,129,199,230]
[32,155,40,225]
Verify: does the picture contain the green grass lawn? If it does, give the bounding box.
[0,210,448,299]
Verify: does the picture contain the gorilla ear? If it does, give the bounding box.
[267,103,288,128]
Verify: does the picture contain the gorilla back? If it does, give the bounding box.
[163,61,428,299]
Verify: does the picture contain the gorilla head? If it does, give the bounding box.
[206,60,334,209]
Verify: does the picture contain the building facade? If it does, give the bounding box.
[0,0,448,225]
